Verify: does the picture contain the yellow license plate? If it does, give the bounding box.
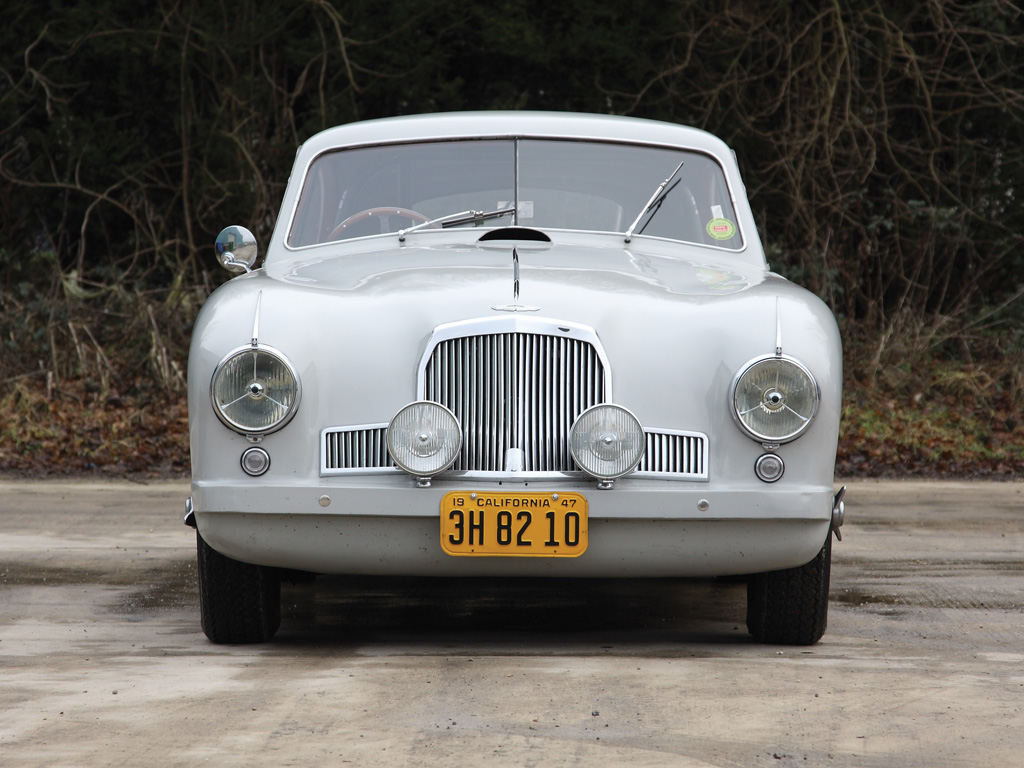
[440,491,588,557]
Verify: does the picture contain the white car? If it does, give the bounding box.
[186,112,844,645]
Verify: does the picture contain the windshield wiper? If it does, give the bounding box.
[398,207,516,241]
[623,159,686,243]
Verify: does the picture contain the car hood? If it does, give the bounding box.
[269,239,767,310]
[194,235,840,454]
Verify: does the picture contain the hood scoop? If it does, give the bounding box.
[478,227,551,242]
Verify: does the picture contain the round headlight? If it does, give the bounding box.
[210,346,300,434]
[570,404,645,480]
[387,401,462,477]
[732,356,818,443]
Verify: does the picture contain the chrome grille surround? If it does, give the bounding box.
[419,317,609,475]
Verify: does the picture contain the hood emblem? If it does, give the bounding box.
[492,247,540,312]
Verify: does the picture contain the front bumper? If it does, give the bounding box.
[191,477,834,578]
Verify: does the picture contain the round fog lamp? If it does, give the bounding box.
[570,404,645,480]
[387,401,462,477]
[755,452,785,483]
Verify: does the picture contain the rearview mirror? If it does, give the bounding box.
[215,226,258,273]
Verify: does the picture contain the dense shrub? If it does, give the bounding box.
[1,0,1022,475]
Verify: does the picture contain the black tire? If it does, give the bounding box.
[746,533,831,645]
[196,532,281,644]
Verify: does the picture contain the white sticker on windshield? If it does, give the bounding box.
[498,201,534,219]
[711,205,723,219]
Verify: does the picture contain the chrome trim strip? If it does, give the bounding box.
[775,296,783,356]
[251,291,262,348]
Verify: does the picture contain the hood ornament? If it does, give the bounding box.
[492,247,540,312]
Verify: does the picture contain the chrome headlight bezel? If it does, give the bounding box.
[731,354,819,444]
[210,345,301,436]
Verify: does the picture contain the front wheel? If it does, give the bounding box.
[746,534,831,645]
[197,532,281,644]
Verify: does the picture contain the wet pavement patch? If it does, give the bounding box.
[2,565,142,588]
[1,561,199,617]
[272,575,752,650]
[113,561,198,616]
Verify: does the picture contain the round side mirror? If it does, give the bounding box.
[215,226,258,273]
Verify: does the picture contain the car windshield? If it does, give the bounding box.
[287,138,743,250]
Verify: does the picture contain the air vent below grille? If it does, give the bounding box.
[321,424,708,479]
[322,425,393,472]
[638,430,708,478]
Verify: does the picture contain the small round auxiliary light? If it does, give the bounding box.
[755,452,785,483]
[240,446,271,477]
[387,401,462,478]
[570,404,645,480]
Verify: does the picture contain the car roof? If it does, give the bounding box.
[297,111,733,158]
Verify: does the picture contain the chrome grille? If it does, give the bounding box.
[322,425,392,471]
[424,331,605,472]
[637,430,708,479]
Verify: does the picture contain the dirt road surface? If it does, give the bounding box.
[2,479,1022,767]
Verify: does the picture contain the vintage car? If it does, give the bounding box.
[185,111,844,645]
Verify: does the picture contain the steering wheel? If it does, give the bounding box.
[329,207,434,240]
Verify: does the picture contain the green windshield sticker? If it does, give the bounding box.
[706,218,737,240]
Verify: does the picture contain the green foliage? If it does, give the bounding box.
[3,1,1020,316]
[0,0,1023,476]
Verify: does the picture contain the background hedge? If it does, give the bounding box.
[1,1,1022,475]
